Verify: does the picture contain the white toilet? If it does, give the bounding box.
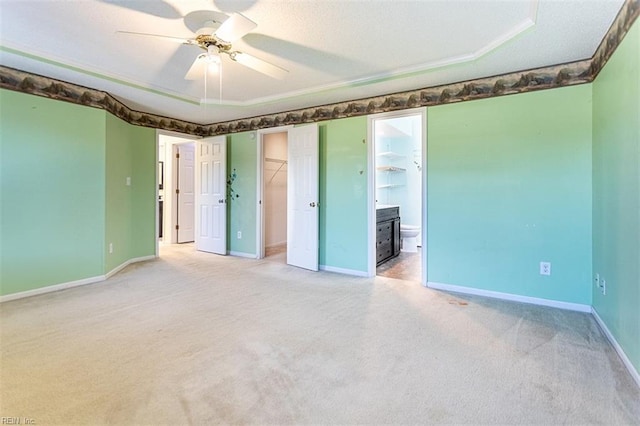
[400,224,420,252]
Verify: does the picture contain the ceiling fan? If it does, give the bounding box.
[117,12,288,80]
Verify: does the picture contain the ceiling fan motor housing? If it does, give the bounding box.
[195,34,231,53]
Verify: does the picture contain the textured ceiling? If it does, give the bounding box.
[0,0,625,124]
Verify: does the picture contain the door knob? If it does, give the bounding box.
[309,202,316,207]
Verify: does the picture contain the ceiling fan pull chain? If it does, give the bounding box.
[204,66,208,111]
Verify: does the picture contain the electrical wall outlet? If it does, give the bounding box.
[126,177,131,186]
[595,273,607,295]
[237,231,242,239]
[540,261,551,276]
[109,243,113,254]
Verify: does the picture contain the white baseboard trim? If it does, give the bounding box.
[266,242,286,249]
[426,281,592,313]
[319,264,369,277]
[592,307,640,389]
[105,255,156,279]
[229,251,257,259]
[1,255,157,303]
[0,275,105,303]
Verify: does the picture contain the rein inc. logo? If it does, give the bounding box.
[1,418,35,425]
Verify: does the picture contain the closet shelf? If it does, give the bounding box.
[377,184,404,189]
[376,151,406,160]
[265,157,288,184]
[376,165,406,172]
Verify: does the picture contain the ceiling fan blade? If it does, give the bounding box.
[116,31,194,45]
[231,52,288,79]
[215,13,257,42]
[185,55,206,80]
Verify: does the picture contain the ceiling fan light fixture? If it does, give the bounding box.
[206,45,221,64]
[209,45,221,71]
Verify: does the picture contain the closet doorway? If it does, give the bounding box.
[257,129,289,261]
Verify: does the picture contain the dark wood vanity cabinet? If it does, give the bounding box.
[376,206,400,266]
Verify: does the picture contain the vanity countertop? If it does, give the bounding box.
[376,204,399,210]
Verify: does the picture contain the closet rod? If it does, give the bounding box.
[266,158,287,184]
[265,157,287,164]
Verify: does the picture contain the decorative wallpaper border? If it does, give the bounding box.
[1,0,637,137]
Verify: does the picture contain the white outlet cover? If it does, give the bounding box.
[540,262,551,276]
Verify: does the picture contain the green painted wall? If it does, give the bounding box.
[105,114,133,272]
[427,85,593,305]
[0,89,156,296]
[592,21,640,372]
[105,114,156,272]
[130,125,157,258]
[0,90,106,295]
[319,117,369,272]
[227,132,257,255]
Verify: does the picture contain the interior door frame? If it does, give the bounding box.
[366,107,428,285]
[155,130,200,257]
[256,125,293,259]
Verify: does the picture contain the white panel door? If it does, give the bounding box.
[177,143,195,243]
[287,124,319,271]
[195,136,227,255]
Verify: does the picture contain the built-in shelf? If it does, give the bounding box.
[376,151,406,160]
[377,184,403,189]
[377,165,406,172]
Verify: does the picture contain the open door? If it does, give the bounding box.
[195,136,227,255]
[287,124,319,271]
[176,143,195,243]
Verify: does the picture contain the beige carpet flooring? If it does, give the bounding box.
[1,243,639,425]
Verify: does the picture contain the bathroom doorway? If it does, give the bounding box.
[156,132,199,255]
[368,109,426,284]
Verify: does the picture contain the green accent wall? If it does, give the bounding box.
[227,132,257,255]
[130,126,157,258]
[105,114,156,272]
[0,90,106,295]
[319,117,369,272]
[427,85,593,305]
[592,21,640,372]
[0,89,156,297]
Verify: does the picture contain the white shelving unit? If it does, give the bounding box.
[375,138,408,205]
[376,165,406,172]
[376,151,406,160]
[376,164,406,194]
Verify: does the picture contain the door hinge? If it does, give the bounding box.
[175,225,179,230]
[176,153,180,159]
[176,189,180,194]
